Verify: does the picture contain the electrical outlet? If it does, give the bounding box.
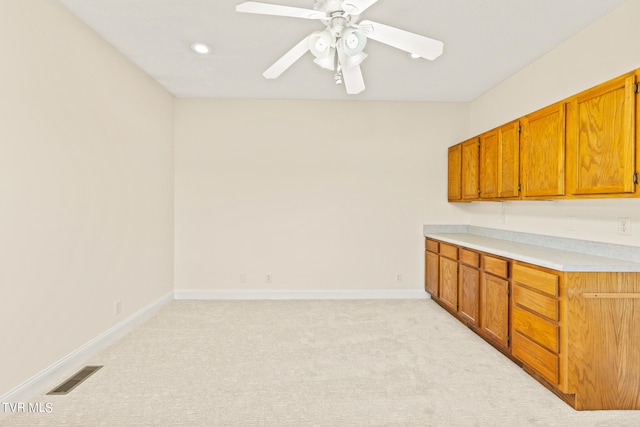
[618,217,632,235]
[114,299,121,316]
[266,274,272,283]
[395,273,402,283]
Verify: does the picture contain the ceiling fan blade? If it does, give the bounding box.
[236,2,325,19]
[359,20,443,60]
[337,47,365,95]
[342,0,379,15]
[263,36,310,79]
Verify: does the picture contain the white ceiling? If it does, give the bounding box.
[57,0,627,102]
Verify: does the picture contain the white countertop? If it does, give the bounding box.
[424,232,640,272]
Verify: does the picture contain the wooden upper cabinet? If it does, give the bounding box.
[480,130,499,199]
[498,121,520,198]
[461,138,480,200]
[566,73,637,196]
[520,102,566,198]
[447,144,462,201]
[446,69,640,203]
[480,121,521,200]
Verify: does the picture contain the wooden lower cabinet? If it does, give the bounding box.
[424,250,439,297]
[439,256,458,312]
[565,271,640,410]
[511,263,565,390]
[459,263,480,326]
[481,272,509,348]
[425,237,640,410]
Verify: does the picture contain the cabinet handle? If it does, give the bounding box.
[582,293,640,299]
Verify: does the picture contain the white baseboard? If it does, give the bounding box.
[0,291,173,408]
[174,289,431,300]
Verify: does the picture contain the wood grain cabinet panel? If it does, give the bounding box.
[461,138,480,200]
[459,260,480,326]
[512,305,559,353]
[520,102,566,198]
[483,255,508,278]
[448,144,462,201]
[513,331,559,385]
[425,238,439,253]
[513,284,559,321]
[439,243,458,260]
[498,120,520,198]
[481,272,509,348]
[566,73,637,196]
[480,121,521,200]
[425,250,439,297]
[459,248,480,268]
[480,129,499,199]
[513,263,558,296]
[439,257,458,312]
[565,271,640,410]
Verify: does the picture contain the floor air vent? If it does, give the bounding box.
[47,366,102,395]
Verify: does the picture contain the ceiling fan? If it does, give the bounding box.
[235,0,444,94]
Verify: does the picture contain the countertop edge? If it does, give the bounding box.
[423,227,640,273]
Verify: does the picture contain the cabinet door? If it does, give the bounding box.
[448,144,462,201]
[425,250,439,297]
[499,121,520,198]
[481,273,510,348]
[521,102,566,198]
[567,73,636,195]
[480,130,499,199]
[439,257,458,312]
[461,138,480,200]
[459,264,480,326]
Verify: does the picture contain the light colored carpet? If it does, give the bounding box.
[2,299,640,426]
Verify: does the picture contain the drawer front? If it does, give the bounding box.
[459,248,480,268]
[483,255,508,278]
[513,263,559,297]
[513,284,559,321]
[440,243,458,260]
[512,306,559,353]
[512,331,559,385]
[425,239,439,253]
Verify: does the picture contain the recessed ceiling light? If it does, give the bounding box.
[190,43,212,55]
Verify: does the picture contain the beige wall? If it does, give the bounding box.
[174,100,469,292]
[464,0,640,246]
[0,1,174,396]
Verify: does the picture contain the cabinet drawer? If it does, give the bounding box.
[440,243,458,260]
[513,263,559,297]
[483,255,508,278]
[425,239,439,253]
[513,284,559,321]
[459,248,480,268]
[512,306,559,353]
[512,331,559,385]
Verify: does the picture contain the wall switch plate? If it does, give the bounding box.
[114,299,122,315]
[617,217,632,235]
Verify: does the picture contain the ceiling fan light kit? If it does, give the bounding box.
[235,0,444,94]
